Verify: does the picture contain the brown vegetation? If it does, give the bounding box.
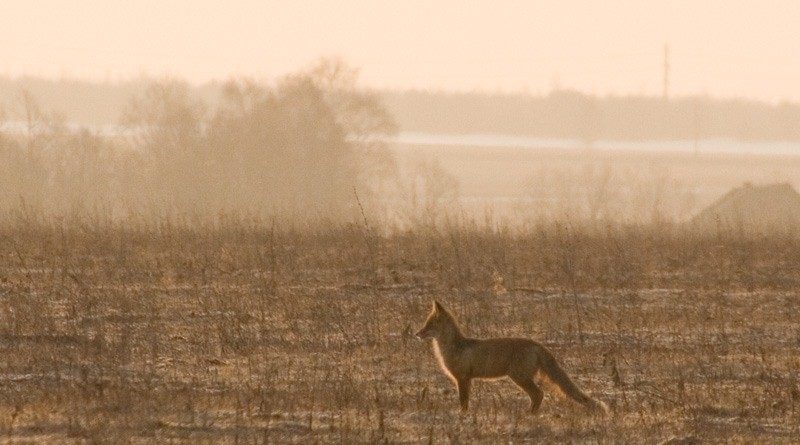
[2,64,799,444]
[0,218,798,443]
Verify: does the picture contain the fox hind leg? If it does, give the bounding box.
[509,374,544,413]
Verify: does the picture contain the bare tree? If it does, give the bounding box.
[122,80,208,214]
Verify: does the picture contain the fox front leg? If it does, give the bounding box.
[456,378,471,411]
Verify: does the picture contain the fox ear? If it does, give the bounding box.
[433,300,444,312]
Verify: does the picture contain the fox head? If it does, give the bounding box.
[416,300,455,340]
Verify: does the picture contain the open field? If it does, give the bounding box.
[1,221,799,443]
[391,141,800,223]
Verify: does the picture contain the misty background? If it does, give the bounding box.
[4,2,800,229]
[2,59,800,229]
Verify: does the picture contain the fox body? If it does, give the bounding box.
[416,301,607,414]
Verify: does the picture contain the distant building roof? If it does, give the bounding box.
[691,182,800,232]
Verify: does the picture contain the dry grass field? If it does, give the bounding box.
[1,219,799,444]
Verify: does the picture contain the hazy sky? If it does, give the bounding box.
[4,1,800,101]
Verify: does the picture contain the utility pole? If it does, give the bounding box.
[663,44,670,100]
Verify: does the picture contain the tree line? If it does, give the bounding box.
[0,61,397,225]
[383,89,800,142]
[3,76,800,142]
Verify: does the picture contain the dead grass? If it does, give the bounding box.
[0,220,799,443]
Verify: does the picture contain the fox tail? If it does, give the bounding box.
[538,352,609,415]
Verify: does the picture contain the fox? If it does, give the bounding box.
[416,300,608,415]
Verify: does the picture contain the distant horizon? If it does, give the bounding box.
[3,72,799,106]
[5,55,800,105]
